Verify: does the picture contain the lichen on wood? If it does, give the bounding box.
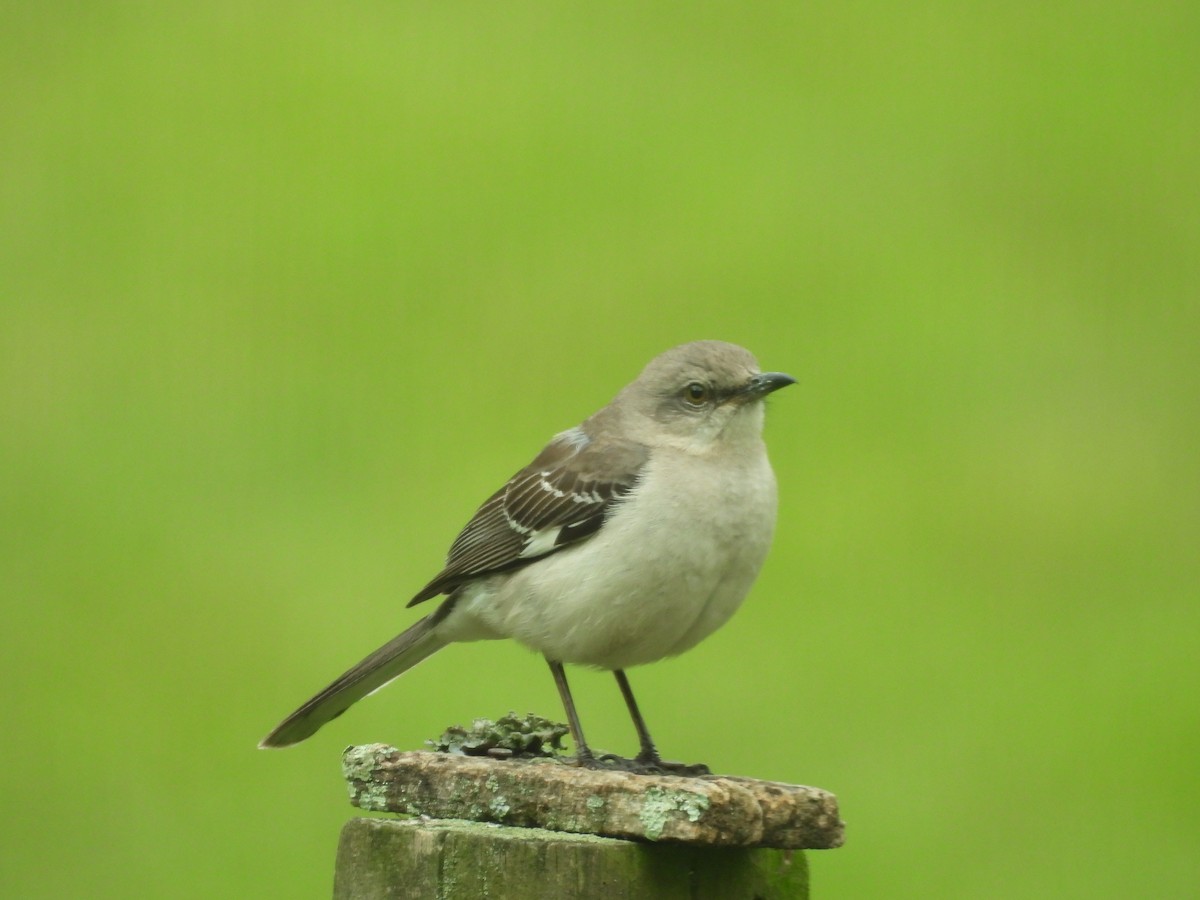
[341,744,844,850]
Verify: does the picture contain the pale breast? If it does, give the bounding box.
[453,443,778,669]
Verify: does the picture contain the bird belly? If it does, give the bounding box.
[446,449,778,669]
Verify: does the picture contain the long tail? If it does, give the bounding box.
[259,615,448,748]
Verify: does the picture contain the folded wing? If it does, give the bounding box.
[407,428,648,606]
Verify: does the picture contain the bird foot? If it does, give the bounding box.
[663,760,712,776]
[568,752,710,776]
[635,755,711,777]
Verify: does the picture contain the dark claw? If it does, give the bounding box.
[569,753,612,770]
[569,751,711,776]
[648,759,711,777]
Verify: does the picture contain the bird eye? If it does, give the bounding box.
[683,382,709,406]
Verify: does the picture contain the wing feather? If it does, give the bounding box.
[406,429,648,606]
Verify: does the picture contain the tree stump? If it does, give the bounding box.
[334,744,844,899]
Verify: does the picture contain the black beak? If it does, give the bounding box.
[743,371,797,398]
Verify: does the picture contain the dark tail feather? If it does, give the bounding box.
[259,616,447,748]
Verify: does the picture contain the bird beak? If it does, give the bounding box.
[740,371,797,400]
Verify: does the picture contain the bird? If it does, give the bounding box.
[259,340,795,772]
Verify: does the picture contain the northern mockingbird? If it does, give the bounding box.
[260,340,794,772]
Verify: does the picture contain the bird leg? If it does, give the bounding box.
[547,660,711,775]
[614,669,711,776]
[612,669,660,764]
[547,658,600,767]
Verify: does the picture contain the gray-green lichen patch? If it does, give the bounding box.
[542,790,610,834]
[342,744,400,811]
[426,712,568,759]
[637,786,711,841]
[342,743,394,782]
[484,774,511,820]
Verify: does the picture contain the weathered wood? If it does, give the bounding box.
[342,745,844,850]
[333,816,810,900]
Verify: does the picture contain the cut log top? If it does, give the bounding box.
[343,745,844,850]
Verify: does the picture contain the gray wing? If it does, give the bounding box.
[407,429,649,606]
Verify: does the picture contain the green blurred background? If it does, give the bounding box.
[2,3,1196,897]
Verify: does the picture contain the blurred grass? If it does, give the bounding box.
[2,2,1197,897]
